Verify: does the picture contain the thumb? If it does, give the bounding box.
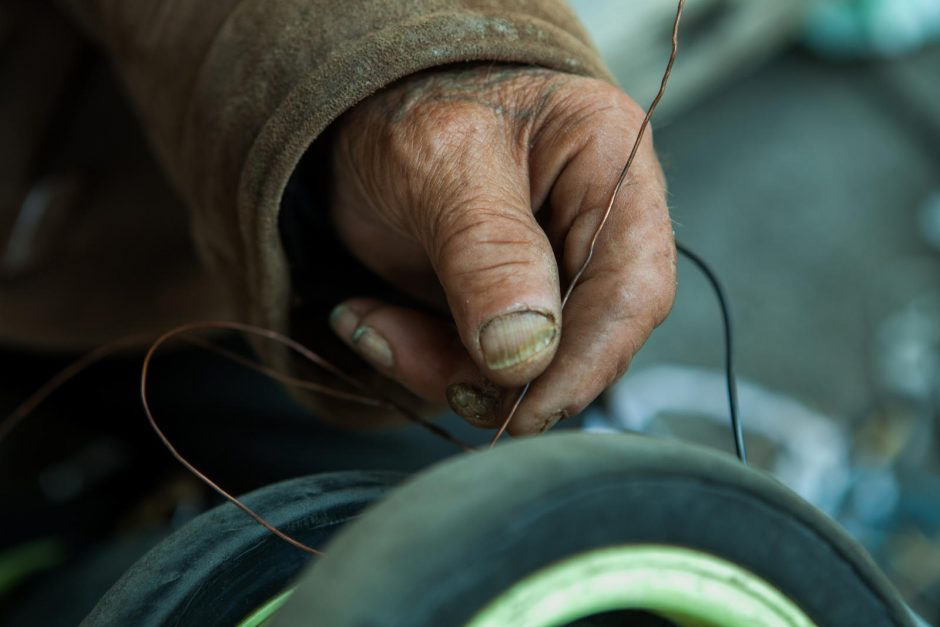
[419,147,561,387]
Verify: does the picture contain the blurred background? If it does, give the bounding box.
[1,0,939,624]
[570,0,940,621]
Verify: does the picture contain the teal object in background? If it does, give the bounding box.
[805,0,940,58]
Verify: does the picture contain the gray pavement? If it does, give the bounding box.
[636,46,940,424]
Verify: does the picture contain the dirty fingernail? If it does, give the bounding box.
[539,409,568,433]
[350,325,394,369]
[446,382,500,424]
[329,305,394,368]
[479,310,557,370]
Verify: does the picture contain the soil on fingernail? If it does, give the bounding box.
[446,382,501,424]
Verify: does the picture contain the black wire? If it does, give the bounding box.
[675,242,747,464]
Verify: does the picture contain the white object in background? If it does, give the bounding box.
[568,0,810,122]
[583,364,851,515]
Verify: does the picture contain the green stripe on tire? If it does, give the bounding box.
[467,545,816,627]
[239,588,295,627]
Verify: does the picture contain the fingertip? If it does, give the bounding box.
[329,300,395,371]
[445,381,504,428]
[328,303,357,337]
[328,299,488,407]
[507,407,568,437]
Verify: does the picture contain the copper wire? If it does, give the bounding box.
[489,0,686,446]
[177,335,392,409]
[1,320,473,557]
[0,333,151,444]
[141,323,323,555]
[139,320,478,555]
[2,0,688,558]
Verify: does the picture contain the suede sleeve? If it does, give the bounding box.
[56,0,612,413]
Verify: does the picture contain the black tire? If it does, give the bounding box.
[82,471,401,626]
[277,433,913,627]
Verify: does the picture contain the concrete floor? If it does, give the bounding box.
[632,45,940,429]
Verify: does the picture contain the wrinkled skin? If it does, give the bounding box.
[326,64,676,435]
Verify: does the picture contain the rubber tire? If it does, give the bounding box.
[82,471,401,626]
[277,433,913,627]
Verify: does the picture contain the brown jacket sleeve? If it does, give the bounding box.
[56,0,611,416]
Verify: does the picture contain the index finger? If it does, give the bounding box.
[509,98,676,434]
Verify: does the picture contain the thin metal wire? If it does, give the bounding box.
[0,334,150,444]
[490,0,686,446]
[0,320,472,557]
[155,321,471,451]
[176,335,392,409]
[0,0,753,567]
[137,320,478,557]
[140,326,322,556]
[676,242,747,464]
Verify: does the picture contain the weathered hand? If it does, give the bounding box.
[327,65,675,435]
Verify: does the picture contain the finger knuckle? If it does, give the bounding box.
[547,78,645,137]
[433,204,544,280]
